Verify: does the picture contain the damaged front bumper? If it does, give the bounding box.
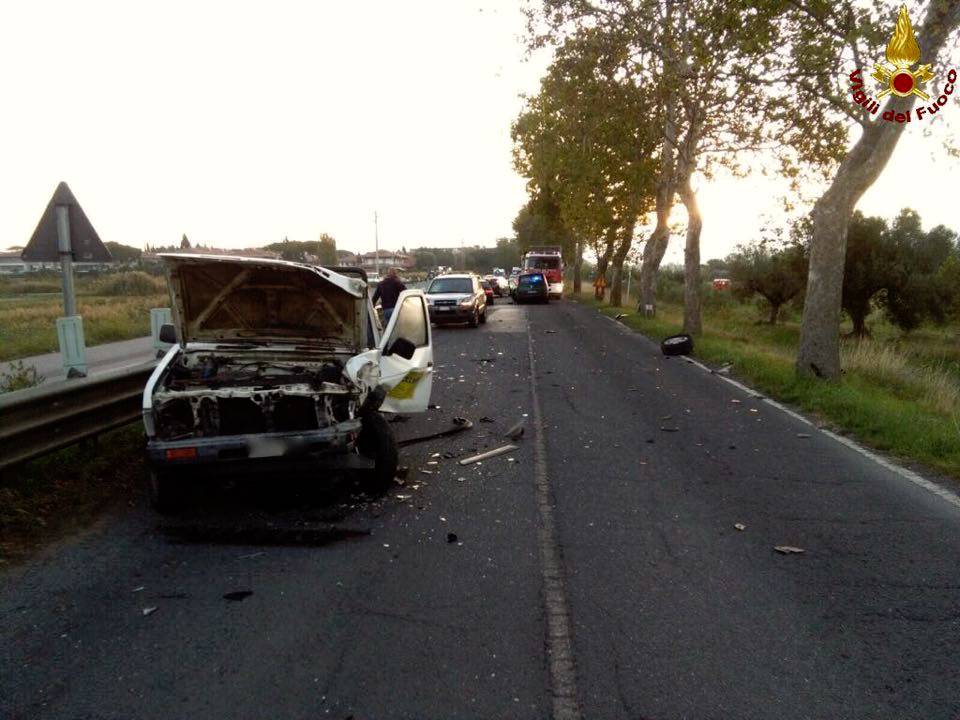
[146,418,365,471]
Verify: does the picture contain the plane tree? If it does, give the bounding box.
[512,28,659,306]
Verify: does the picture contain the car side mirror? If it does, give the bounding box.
[386,337,416,360]
[159,323,177,344]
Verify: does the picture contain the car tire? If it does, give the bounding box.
[148,467,183,514]
[480,307,487,323]
[357,413,399,489]
[661,333,694,356]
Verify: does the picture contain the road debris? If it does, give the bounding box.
[237,551,265,560]
[614,313,629,320]
[660,426,679,432]
[223,590,254,601]
[796,433,811,438]
[142,606,158,617]
[446,532,458,543]
[479,416,495,423]
[398,418,474,447]
[459,444,518,465]
[504,421,525,440]
[713,363,733,375]
[132,586,145,593]
[773,545,805,555]
[734,523,746,531]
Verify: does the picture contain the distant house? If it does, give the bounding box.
[0,251,27,275]
[0,251,91,275]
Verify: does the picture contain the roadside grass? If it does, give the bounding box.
[578,291,960,480]
[0,424,144,565]
[0,292,168,361]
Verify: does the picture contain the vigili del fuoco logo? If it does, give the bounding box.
[848,5,955,123]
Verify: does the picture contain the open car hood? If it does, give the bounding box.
[160,254,365,348]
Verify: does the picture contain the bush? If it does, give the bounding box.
[85,271,165,296]
[0,360,45,393]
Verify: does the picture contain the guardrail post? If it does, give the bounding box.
[57,315,87,378]
[151,308,173,357]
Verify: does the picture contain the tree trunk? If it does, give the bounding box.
[681,181,703,335]
[593,229,616,301]
[638,40,678,317]
[609,228,634,308]
[769,303,780,324]
[638,209,671,315]
[573,239,583,294]
[796,0,959,379]
[850,310,870,338]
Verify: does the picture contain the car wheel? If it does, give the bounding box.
[661,333,694,356]
[148,467,183,514]
[480,307,487,323]
[357,413,399,489]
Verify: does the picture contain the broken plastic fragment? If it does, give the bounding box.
[734,523,746,531]
[773,545,805,555]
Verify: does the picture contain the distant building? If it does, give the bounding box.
[0,251,27,275]
[0,251,109,275]
[343,250,415,273]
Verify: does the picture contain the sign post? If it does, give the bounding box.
[55,204,77,317]
[22,183,111,378]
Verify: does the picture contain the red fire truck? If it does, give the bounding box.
[521,246,564,298]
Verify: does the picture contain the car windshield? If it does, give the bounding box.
[428,278,472,294]
[519,274,544,286]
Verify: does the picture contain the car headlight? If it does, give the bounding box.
[459,297,473,306]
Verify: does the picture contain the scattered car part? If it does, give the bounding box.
[458,444,518,466]
[504,421,525,440]
[661,333,694,356]
[774,545,805,555]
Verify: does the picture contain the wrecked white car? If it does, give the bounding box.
[142,254,433,511]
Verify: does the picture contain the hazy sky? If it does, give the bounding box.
[1,0,957,262]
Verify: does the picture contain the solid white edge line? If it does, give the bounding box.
[597,308,960,512]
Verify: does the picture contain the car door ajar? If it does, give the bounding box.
[377,290,434,413]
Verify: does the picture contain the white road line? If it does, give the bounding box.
[527,317,583,720]
[598,309,960,512]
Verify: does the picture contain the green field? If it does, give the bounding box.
[0,273,169,362]
[579,289,960,480]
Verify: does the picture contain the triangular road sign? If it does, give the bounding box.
[21,182,112,262]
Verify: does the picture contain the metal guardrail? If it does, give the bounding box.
[0,361,156,471]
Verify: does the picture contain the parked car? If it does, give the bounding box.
[513,272,549,304]
[142,255,433,512]
[481,279,496,304]
[425,273,487,327]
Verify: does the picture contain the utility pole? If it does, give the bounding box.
[374,211,380,278]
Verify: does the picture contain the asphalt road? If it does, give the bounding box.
[3,299,960,719]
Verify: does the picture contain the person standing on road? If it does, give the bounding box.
[373,266,406,322]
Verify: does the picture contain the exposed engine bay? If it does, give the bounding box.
[152,350,364,441]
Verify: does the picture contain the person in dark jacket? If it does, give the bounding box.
[372,267,406,322]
